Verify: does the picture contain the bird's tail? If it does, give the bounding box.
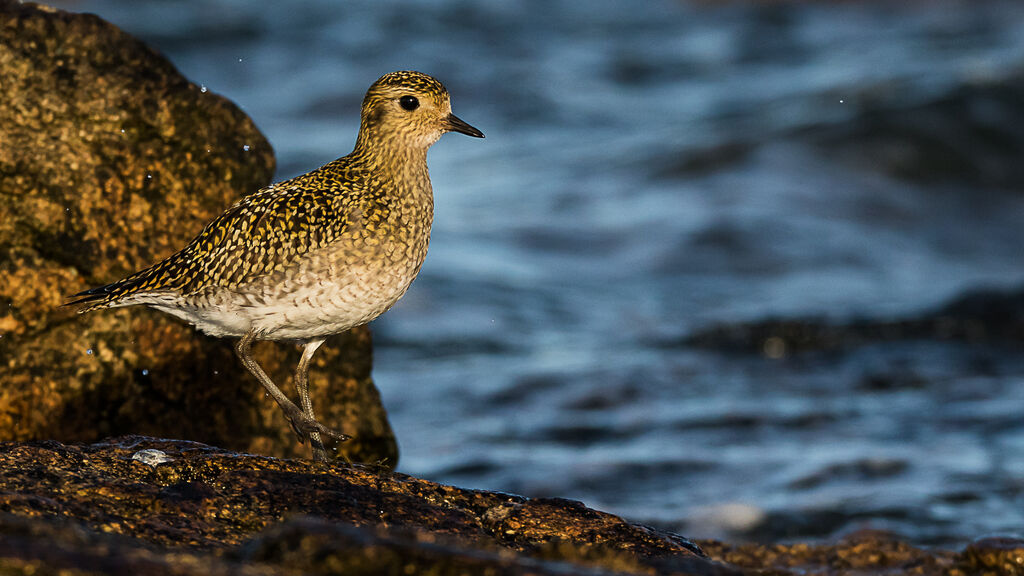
[64,269,154,313]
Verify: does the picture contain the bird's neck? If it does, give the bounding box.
[345,130,434,216]
[348,133,432,225]
[352,129,429,175]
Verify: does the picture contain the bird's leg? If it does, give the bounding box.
[234,331,349,445]
[296,337,329,462]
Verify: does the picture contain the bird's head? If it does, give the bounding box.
[358,71,484,151]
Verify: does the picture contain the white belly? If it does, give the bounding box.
[247,265,417,340]
[142,246,423,342]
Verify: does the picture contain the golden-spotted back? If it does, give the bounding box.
[68,70,483,343]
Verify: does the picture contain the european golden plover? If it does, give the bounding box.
[69,71,484,462]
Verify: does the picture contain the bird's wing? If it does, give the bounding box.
[68,168,386,309]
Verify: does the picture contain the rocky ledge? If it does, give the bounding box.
[0,436,1020,576]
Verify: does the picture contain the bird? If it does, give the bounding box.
[67,71,484,462]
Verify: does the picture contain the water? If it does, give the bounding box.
[48,0,1024,546]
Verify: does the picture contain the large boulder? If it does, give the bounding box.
[0,0,396,464]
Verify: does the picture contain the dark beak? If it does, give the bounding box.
[445,114,485,138]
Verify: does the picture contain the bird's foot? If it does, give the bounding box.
[282,404,350,444]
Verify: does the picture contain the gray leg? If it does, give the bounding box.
[296,337,329,462]
[234,331,349,447]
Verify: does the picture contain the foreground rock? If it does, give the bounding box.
[0,437,721,575]
[0,437,1018,576]
[0,0,395,463]
[700,534,1024,576]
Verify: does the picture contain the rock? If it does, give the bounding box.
[0,0,396,464]
[698,529,960,575]
[804,73,1024,191]
[0,436,1009,575]
[131,447,173,467]
[0,437,725,575]
[682,285,1024,356]
[960,537,1024,575]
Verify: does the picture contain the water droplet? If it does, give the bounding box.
[242,145,250,152]
[839,99,845,104]
[86,348,93,355]
[237,57,243,63]
[142,369,149,376]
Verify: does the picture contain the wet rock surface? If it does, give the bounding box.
[960,537,1024,576]
[701,531,1024,576]
[0,436,1016,575]
[0,437,721,575]
[803,73,1024,191]
[0,0,395,464]
[683,285,1024,356]
[698,531,958,576]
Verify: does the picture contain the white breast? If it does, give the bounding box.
[144,242,425,341]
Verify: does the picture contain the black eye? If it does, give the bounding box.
[399,95,419,111]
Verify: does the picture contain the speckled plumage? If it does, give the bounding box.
[69,71,484,461]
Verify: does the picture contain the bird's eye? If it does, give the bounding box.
[399,95,419,111]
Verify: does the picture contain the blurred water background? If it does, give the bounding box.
[48,0,1024,546]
